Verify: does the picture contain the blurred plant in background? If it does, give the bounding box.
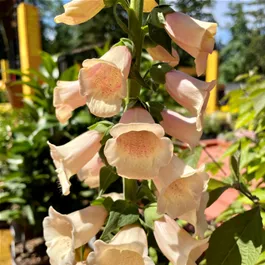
[0,52,99,235]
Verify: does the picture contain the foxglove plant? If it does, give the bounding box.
[44,1,218,264]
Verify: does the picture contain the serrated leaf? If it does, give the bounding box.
[100,200,139,241]
[99,166,119,195]
[206,207,263,265]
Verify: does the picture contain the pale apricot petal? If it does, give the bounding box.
[79,47,131,117]
[165,70,216,131]
[54,0,105,25]
[48,130,102,195]
[154,155,209,219]
[43,206,107,265]
[77,153,103,188]
[53,80,86,123]
[154,215,209,265]
[160,109,202,149]
[146,46,179,67]
[164,12,217,76]
[105,131,173,180]
[143,0,158,12]
[86,225,154,265]
[179,192,209,238]
[111,107,164,138]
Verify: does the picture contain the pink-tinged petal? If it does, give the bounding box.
[160,109,202,149]
[110,108,164,138]
[179,192,209,238]
[154,215,209,265]
[86,225,154,265]
[101,46,132,79]
[154,155,209,219]
[143,0,158,12]
[48,130,102,195]
[146,46,179,67]
[54,0,105,25]
[43,206,107,265]
[53,80,86,123]
[165,12,217,76]
[104,131,173,179]
[165,70,216,131]
[77,153,103,188]
[79,50,130,117]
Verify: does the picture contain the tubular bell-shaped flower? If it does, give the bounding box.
[43,205,108,265]
[53,80,86,124]
[165,70,216,131]
[86,225,155,265]
[154,215,209,265]
[104,108,173,179]
[153,155,209,219]
[160,109,202,149]
[164,11,217,76]
[48,130,102,195]
[146,45,179,67]
[179,192,209,238]
[54,0,105,25]
[143,0,158,12]
[79,46,132,117]
[77,153,103,188]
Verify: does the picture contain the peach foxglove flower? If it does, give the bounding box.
[146,45,179,67]
[165,70,216,131]
[179,192,209,238]
[54,0,105,25]
[77,153,103,188]
[48,130,102,195]
[154,215,209,265]
[104,108,173,179]
[43,205,107,265]
[143,0,158,12]
[154,155,208,219]
[86,225,155,265]
[164,12,217,76]
[160,109,202,149]
[53,80,86,124]
[79,46,132,118]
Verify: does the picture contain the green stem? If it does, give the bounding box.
[123,0,144,201]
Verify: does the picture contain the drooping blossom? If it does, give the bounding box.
[160,109,202,149]
[164,11,217,76]
[77,153,103,188]
[104,107,173,179]
[79,46,132,117]
[54,0,105,25]
[165,70,216,131]
[146,45,179,67]
[153,155,209,219]
[53,80,86,124]
[143,0,158,12]
[48,130,102,195]
[154,215,209,265]
[179,192,209,238]
[43,205,108,265]
[86,225,155,265]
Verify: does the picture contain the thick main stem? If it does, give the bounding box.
[123,0,144,201]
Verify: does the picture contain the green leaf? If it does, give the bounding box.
[150,63,173,84]
[147,102,164,122]
[206,207,263,265]
[183,146,203,168]
[41,51,57,76]
[23,205,35,225]
[136,181,156,202]
[208,186,230,207]
[231,146,241,180]
[99,166,119,195]
[89,121,114,134]
[100,200,139,241]
[253,93,265,115]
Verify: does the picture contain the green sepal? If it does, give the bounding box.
[103,0,116,8]
[147,5,174,28]
[114,38,135,56]
[89,120,114,134]
[150,63,173,84]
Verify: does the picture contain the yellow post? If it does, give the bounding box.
[0,59,10,87]
[206,50,219,113]
[17,3,41,96]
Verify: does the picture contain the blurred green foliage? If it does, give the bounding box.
[0,52,98,234]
